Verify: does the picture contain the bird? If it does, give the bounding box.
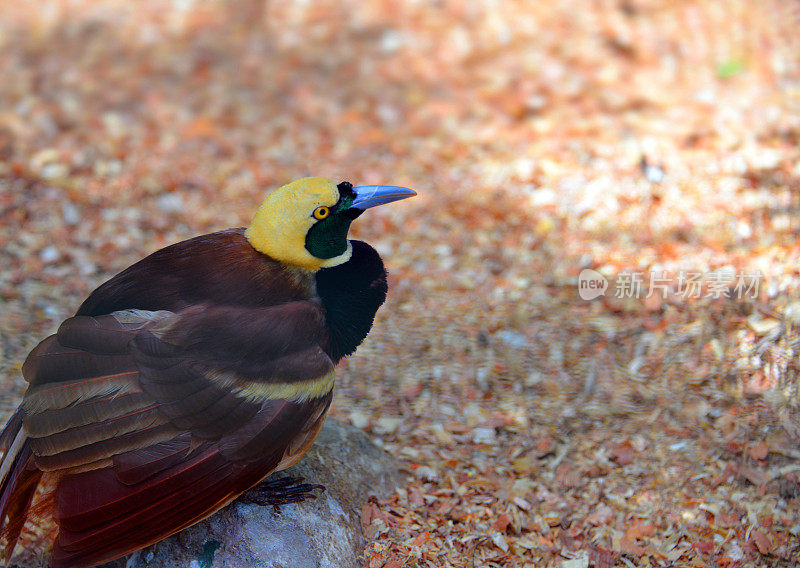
[0,177,415,568]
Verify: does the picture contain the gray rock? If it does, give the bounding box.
[106,418,402,568]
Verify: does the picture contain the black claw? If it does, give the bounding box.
[238,476,326,510]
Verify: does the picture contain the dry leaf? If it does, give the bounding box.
[748,440,768,461]
[750,529,772,555]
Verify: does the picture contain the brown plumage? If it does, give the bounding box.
[0,178,415,567]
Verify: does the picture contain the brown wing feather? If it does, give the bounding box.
[24,391,155,438]
[3,300,334,567]
[75,229,316,316]
[50,393,331,568]
[22,337,137,387]
[52,448,232,568]
[113,433,193,485]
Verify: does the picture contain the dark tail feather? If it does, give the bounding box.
[0,409,23,454]
[0,409,42,561]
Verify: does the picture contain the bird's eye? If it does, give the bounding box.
[313,206,330,220]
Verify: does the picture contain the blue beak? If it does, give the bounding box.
[350,185,417,210]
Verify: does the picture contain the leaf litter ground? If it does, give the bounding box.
[0,2,799,566]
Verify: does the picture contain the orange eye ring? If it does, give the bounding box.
[313,206,330,220]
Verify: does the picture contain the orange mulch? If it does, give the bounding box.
[1,1,799,567]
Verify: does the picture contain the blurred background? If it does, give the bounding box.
[1,1,799,566]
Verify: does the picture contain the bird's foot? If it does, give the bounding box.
[238,476,325,511]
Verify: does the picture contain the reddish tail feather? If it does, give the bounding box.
[0,409,42,562]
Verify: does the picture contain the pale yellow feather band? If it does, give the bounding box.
[207,370,335,403]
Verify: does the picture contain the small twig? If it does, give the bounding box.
[468,536,490,568]
[549,443,571,470]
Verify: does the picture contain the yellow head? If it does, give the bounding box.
[246,177,416,271]
[246,177,348,271]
